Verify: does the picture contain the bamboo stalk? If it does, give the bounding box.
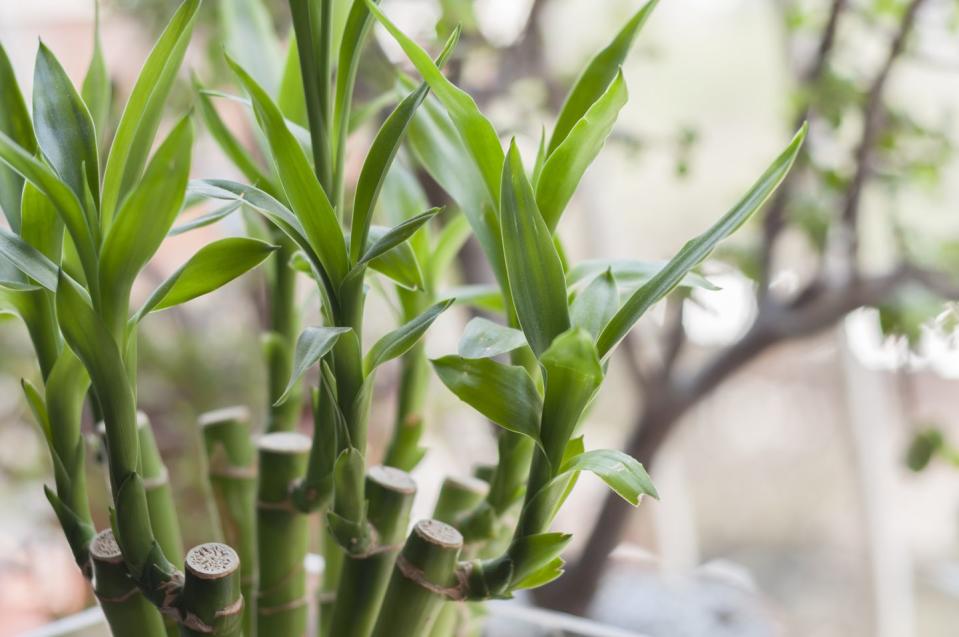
[137,412,184,563]
[317,521,342,637]
[199,407,258,636]
[90,529,167,637]
[95,414,184,565]
[179,543,244,637]
[256,432,310,637]
[371,520,464,637]
[383,341,429,471]
[432,476,488,528]
[95,413,183,635]
[429,476,489,637]
[264,238,301,433]
[327,466,417,637]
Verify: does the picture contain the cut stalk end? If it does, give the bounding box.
[180,543,243,637]
[90,529,167,637]
[371,520,464,637]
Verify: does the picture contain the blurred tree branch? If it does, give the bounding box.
[758,0,847,299]
[840,0,927,257]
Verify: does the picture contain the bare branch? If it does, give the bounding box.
[840,0,928,253]
[758,0,848,300]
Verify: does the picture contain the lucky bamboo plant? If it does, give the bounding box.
[191,1,463,635]
[359,0,805,627]
[0,1,808,636]
[0,1,273,635]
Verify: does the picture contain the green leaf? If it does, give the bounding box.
[358,208,442,265]
[363,225,426,290]
[44,348,90,460]
[406,92,507,292]
[561,449,657,505]
[365,299,453,372]
[350,28,458,260]
[439,284,505,315]
[458,317,527,359]
[169,201,243,236]
[287,0,335,192]
[275,326,352,405]
[531,125,547,188]
[367,0,504,202]
[380,157,428,227]
[99,117,193,328]
[189,180,311,254]
[217,0,281,94]
[227,55,349,285]
[134,237,278,321]
[0,43,36,232]
[405,87,493,213]
[500,140,570,357]
[349,92,397,135]
[429,212,471,277]
[597,124,807,358]
[0,132,96,286]
[21,378,51,444]
[906,428,943,472]
[278,35,307,127]
[570,269,618,339]
[333,0,380,183]
[81,1,111,140]
[536,70,627,231]
[431,355,542,442]
[44,485,96,569]
[20,182,63,262]
[547,0,656,155]
[352,83,432,260]
[512,557,565,591]
[539,329,603,468]
[567,258,717,291]
[0,226,59,291]
[100,0,201,225]
[508,532,572,589]
[199,89,314,155]
[33,42,100,204]
[194,76,277,194]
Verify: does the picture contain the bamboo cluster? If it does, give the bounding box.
[0,0,807,635]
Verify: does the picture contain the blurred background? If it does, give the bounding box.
[2,0,959,636]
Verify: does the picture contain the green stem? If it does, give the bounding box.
[458,433,532,545]
[289,0,333,194]
[87,345,181,612]
[179,543,244,637]
[433,476,489,528]
[327,466,417,637]
[383,341,429,471]
[199,407,258,637]
[255,432,310,637]
[371,520,463,637]
[265,239,301,433]
[429,477,489,637]
[90,529,167,637]
[457,343,537,546]
[317,528,343,637]
[137,412,184,563]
